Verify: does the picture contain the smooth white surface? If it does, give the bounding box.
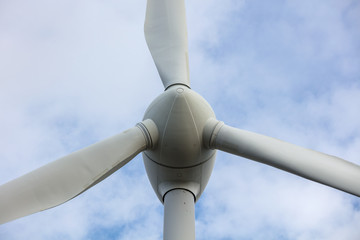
[0,120,157,224]
[144,0,190,88]
[211,123,360,197]
[142,85,217,203]
[143,85,215,168]
[163,189,195,240]
[143,151,216,202]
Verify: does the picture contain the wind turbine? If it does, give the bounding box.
[0,0,359,239]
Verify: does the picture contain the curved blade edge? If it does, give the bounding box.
[0,120,158,224]
[205,120,360,197]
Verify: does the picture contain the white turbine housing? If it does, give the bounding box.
[143,85,216,201]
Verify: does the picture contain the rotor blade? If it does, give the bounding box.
[144,0,190,89]
[0,119,158,224]
[204,120,360,197]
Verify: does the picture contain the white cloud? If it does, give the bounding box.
[0,0,359,239]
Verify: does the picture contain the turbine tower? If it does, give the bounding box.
[1,0,359,239]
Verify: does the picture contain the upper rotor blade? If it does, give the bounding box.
[144,0,190,89]
[0,119,158,224]
[205,120,360,197]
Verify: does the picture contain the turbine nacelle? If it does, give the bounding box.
[142,85,217,201]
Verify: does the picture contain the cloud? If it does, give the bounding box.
[0,0,359,239]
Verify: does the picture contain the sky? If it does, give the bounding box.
[0,0,360,239]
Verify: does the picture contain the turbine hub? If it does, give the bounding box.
[143,85,216,168]
[142,85,217,202]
